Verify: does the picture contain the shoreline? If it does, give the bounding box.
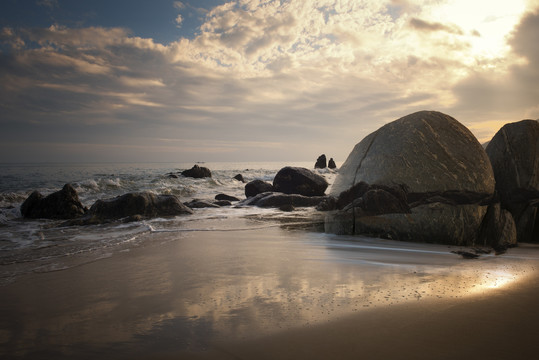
[1,223,539,359]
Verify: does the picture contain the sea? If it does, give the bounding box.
[0,161,338,286]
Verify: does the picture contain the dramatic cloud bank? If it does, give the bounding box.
[1,0,538,162]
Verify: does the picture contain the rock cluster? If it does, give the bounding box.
[314,154,337,169]
[325,111,509,247]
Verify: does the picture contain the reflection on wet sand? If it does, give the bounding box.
[1,219,538,359]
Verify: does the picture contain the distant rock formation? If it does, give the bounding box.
[325,111,504,247]
[181,165,212,178]
[21,184,86,219]
[328,158,337,169]
[273,167,328,197]
[315,154,327,169]
[486,120,539,243]
[245,180,274,198]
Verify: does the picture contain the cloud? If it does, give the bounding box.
[450,7,539,132]
[1,1,537,162]
[175,14,184,27]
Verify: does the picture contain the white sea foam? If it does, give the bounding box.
[0,161,338,282]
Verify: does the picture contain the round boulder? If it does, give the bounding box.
[326,111,496,245]
[331,111,494,196]
[486,119,539,242]
[245,180,274,198]
[273,167,328,197]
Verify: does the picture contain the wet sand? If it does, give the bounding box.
[1,219,539,359]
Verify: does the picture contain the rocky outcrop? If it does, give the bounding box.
[315,154,327,169]
[245,180,274,198]
[237,192,329,208]
[75,192,193,224]
[273,167,328,197]
[325,111,497,246]
[21,184,86,219]
[486,120,539,243]
[328,158,337,169]
[181,165,212,178]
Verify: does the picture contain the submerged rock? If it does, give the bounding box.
[486,120,539,242]
[325,111,496,246]
[21,184,86,219]
[273,167,328,197]
[181,165,212,178]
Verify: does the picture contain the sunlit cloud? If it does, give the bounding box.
[0,0,538,162]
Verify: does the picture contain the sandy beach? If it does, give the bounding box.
[1,218,539,360]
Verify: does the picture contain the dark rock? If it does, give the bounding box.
[214,200,232,207]
[343,188,410,216]
[233,174,245,183]
[185,199,220,209]
[85,192,192,223]
[238,192,329,208]
[315,154,327,169]
[478,203,517,248]
[486,120,539,242]
[215,194,240,202]
[328,158,337,169]
[21,184,86,219]
[336,181,408,210]
[245,180,274,198]
[167,173,179,179]
[316,196,338,211]
[273,167,328,197]
[325,111,495,245]
[181,165,212,178]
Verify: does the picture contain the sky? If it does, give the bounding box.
[1,0,538,163]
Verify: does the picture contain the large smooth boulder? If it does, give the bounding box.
[182,165,212,178]
[84,192,192,223]
[273,167,328,197]
[486,120,539,242]
[245,179,274,198]
[325,111,496,245]
[21,184,86,219]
